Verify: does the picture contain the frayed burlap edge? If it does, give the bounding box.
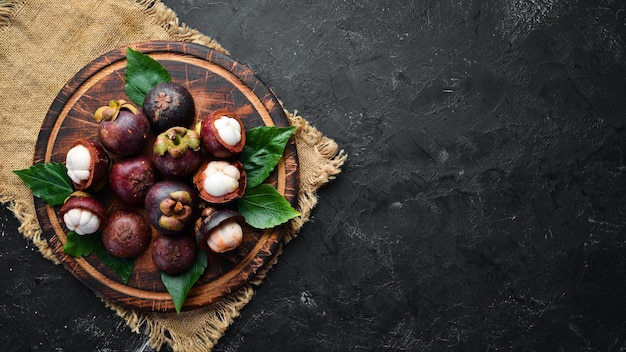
[0,0,25,32]
[284,112,347,243]
[137,0,229,55]
[0,1,346,351]
[103,286,255,351]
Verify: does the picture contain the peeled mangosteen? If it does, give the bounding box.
[193,159,246,204]
[109,155,159,205]
[65,139,109,191]
[58,191,107,236]
[195,207,246,253]
[102,209,151,258]
[144,180,198,236]
[197,109,246,158]
[151,234,198,275]
[143,82,195,132]
[94,99,150,156]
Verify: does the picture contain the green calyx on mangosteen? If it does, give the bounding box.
[144,180,198,236]
[152,126,202,177]
[94,99,150,156]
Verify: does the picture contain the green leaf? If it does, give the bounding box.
[161,250,208,313]
[94,241,136,284]
[124,47,171,106]
[62,231,99,257]
[12,162,74,206]
[238,184,300,229]
[239,126,297,188]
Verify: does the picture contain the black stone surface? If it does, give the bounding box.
[2,0,626,351]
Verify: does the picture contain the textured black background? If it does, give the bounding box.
[2,0,626,351]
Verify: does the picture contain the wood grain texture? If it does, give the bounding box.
[33,41,298,312]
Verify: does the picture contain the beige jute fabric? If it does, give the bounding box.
[0,0,346,350]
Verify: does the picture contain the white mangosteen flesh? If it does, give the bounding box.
[66,144,92,184]
[214,115,241,146]
[62,208,101,235]
[207,220,243,252]
[202,160,241,197]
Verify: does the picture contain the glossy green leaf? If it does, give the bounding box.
[124,47,171,106]
[12,162,74,206]
[161,250,208,313]
[62,231,99,257]
[238,184,300,229]
[94,241,136,284]
[238,126,296,188]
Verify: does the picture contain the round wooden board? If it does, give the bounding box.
[33,41,299,312]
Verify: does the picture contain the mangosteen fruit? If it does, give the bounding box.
[151,234,198,275]
[152,126,202,177]
[65,138,109,191]
[102,209,151,258]
[58,191,107,235]
[193,159,246,204]
[197,109,246,158]
[144,180,197,236]
[195,207,246,253]
[142,82,195,132]
[94,99,150,156]
[109,155,158,205]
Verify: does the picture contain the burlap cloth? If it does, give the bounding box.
[0,0,346,350]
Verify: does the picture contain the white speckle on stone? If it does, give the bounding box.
[300,291,318,308]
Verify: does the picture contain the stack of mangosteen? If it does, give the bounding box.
[59,82,249,275]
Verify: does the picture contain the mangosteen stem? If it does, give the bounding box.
[94,99,138,122]
[154,127,202,158]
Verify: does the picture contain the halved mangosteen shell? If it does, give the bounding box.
[195,208,246,251]
[199,109,246,159]
[192,159,247,204]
